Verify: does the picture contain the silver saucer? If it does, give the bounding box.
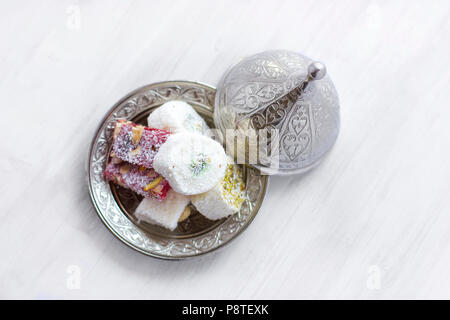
[87,81,268,259]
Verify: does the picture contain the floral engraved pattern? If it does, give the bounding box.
[251,102,287,131]
[88,81,268,259]
[281,104,312,161]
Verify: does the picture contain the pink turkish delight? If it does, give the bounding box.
[111,120,170,168]
[104,159,171,200]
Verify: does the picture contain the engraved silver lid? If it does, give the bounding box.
[214,50,340,175]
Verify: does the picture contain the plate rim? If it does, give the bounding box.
[87,80,268,260]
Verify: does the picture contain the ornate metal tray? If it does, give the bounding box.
[87,81,268,259]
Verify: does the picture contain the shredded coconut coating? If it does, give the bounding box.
[153,133,228,195]
[191,162,245,220]
[104,159,171,200]
[111,120,171,168]
[147,100,209,134]
[134,190,190,231]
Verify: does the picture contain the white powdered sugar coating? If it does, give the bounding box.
[147,100,209,134]
[134,190,190,231]
[153,133,227,195]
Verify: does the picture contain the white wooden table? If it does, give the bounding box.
[1,0,450,299]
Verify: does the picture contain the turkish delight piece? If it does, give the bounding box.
[111,120,171,168]
[134,190,191,231]
[191,160,245,220]
[104,159,171,200]
[147,100,209,134]
[153,132,227,195]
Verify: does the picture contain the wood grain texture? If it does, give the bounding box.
[1,0,450,299]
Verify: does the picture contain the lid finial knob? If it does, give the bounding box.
[307,61,327,81]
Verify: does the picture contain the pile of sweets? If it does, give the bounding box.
[104,101,245,231]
